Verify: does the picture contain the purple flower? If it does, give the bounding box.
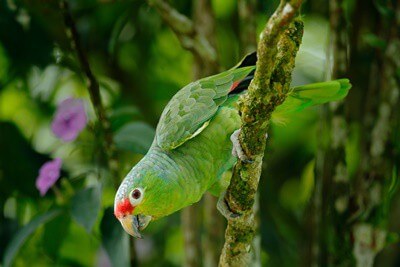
[36,158,62,196]
[51,98,87,142]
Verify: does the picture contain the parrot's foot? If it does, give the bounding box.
[230,129,268,163]
[217,191,241,220]
[230,129,251,162]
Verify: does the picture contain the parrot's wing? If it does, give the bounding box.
[156,66,254,150]
[271,79,351,124]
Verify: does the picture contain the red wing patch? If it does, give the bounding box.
[229,80,241,93]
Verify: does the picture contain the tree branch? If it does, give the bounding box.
[237,1,259,266]
[219,1,304,265]
[59,0,119,186]
[147,0,218,67]
[59,1,137,266]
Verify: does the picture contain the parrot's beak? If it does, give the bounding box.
[118,214,152,238]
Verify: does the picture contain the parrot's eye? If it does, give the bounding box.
[129,188,144,206]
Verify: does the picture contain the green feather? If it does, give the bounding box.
[271,79,351,124]
[155,66,254,150]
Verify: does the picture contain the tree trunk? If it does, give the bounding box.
[315,1,400,266]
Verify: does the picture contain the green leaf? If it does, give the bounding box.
[42,213,71,258]
[70,185,101,233]
[299,160,315,203]
[108,10,133,56]
[2,209,62,267]
[110,106,141,131]
[101,207,130,267]
[114,122,155,155]
[0,122,50,200]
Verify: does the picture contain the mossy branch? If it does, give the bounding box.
[219,1,304,266]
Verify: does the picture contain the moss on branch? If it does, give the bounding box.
[219,1,304,266]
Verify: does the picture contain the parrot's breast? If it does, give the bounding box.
[131,106,241,219]
[161,107,241,205]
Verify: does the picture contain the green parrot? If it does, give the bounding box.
[114,53,351,238]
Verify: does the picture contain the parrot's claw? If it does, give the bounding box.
[230,129,268,163]
[217,191,241,220]
[230,129,251,162]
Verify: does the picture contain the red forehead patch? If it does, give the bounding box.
[114,198,134,218]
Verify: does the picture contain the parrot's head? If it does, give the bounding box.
[113,187,151,238]
[114,163,181,238]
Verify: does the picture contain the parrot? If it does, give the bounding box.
[114,53,351,238]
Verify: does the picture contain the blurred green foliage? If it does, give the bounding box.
[0,1,398,267]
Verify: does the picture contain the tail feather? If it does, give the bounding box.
[290,79,351,104]
[271,79,351,124]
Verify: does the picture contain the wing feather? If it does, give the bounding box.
[156,66,254,150]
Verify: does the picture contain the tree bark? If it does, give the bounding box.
[219,1,304,265]
[237,1,260,266]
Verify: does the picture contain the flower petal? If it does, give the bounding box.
[36,158,62,196]
[51,98,87,142]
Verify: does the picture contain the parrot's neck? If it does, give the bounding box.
[145,147,205,207]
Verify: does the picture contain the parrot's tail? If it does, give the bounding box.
[271,79,352,124]
[227,52,352,126]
